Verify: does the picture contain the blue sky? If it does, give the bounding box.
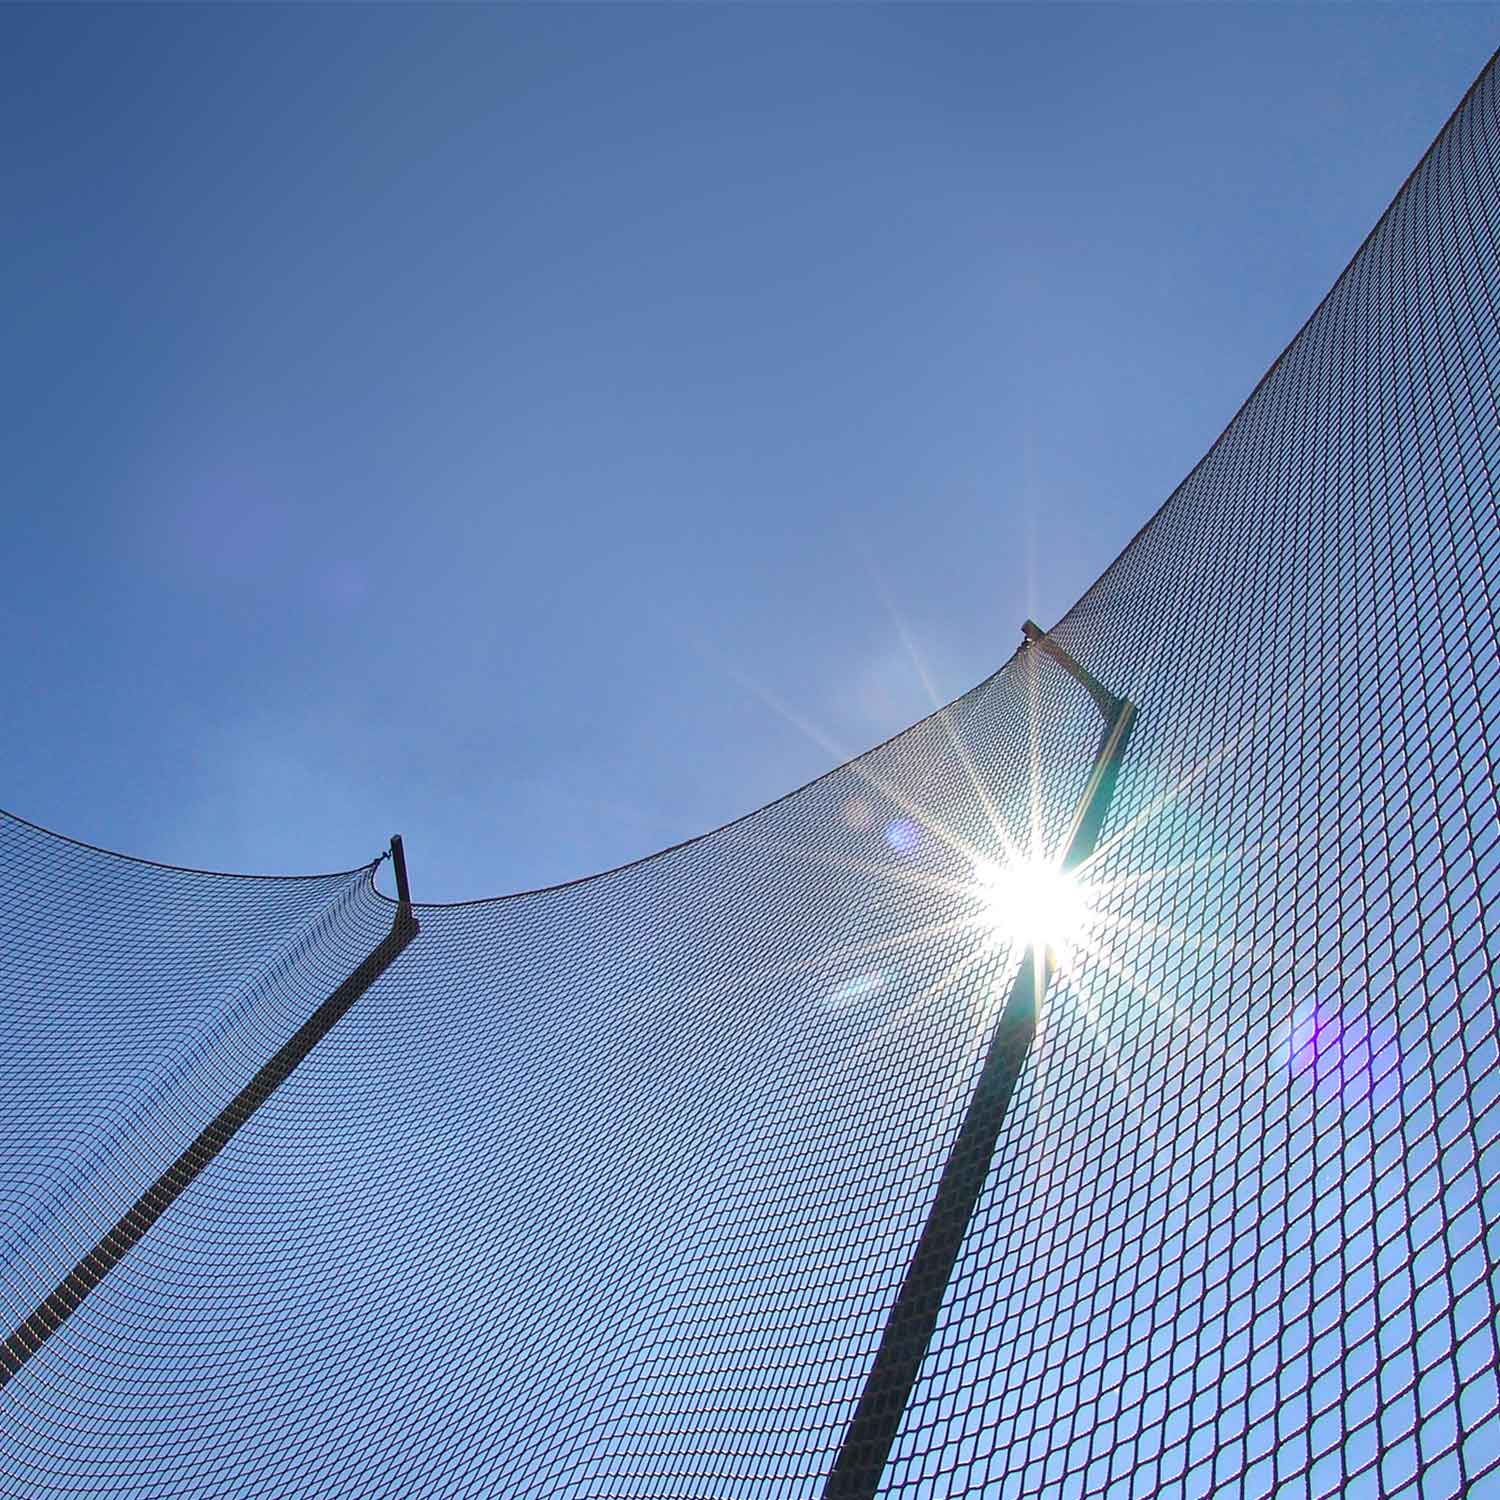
[6,3,1500,901]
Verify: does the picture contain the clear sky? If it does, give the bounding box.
[5,3,1499,901]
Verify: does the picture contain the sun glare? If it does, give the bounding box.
[972,858,1092,962]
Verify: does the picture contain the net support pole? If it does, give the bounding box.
[390,833,412,908]
[0,840,419,1390]
[823,626,1136,1499]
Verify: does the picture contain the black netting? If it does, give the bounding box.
[5,51,1500,1500]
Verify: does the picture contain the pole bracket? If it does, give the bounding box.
[1020,619,1124,726]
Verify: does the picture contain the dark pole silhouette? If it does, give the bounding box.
[0,839,418,1389]
[823,627,1136,1499]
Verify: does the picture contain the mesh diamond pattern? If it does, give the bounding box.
[5,51,1500,1500]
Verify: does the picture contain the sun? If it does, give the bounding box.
[970,857,1093,962]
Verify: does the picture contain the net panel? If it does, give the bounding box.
[3,49,1500,1500]
[883,60,1500,1500]
[0,815,368,1344]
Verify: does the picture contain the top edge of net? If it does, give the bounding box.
[0,805,375,883]
[4,660,1015,908]
[1034,45,1500,656]
[12,49,1496,909]
[377,660,1024,908]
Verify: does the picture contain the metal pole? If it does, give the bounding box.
[390,833,412,909]
[823,628,1136,1499]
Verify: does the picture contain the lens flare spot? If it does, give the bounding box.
[884,818,921,854]
[1282,991,1402,1111]
[823,972,887,1011]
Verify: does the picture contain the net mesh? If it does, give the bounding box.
[5,51,1500,1500]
